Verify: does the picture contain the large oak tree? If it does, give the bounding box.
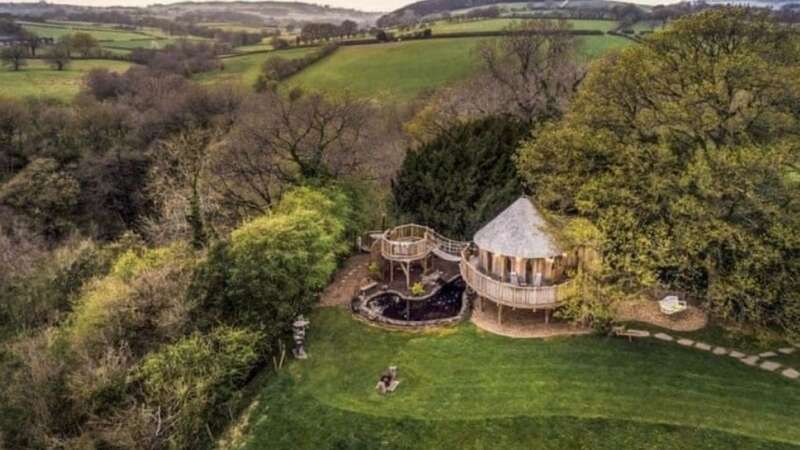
[517,8,800,337]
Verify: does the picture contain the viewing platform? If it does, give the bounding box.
[460,249,568,310]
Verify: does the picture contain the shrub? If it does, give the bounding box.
[368,262,382,281]
[67,242,196,355]
[192,186,355,344]
[411,282,425,297]
[134,326,263,449]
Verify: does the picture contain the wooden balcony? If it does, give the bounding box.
[380,224,431,262]
[380,224,470,263]
[459,254,568,309]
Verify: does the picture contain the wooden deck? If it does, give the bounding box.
[460,254,568,309]
[380,224,469,263]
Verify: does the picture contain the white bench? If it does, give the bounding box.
[659,296,688,315]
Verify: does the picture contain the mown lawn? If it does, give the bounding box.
[0,59,134,101]
[195,47,318,87]
[230,308,800,450]
[428,18,619,34]
[287,35,631,101]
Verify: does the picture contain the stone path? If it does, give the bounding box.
[620,327,800,381]
[318,254,370,308]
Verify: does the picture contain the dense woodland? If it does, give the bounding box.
[0,7,799,450]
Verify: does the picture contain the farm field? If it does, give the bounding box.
[19,21,203,52]
[428,18,619,34]
[20,21,150,41]
[0,59,134,101]
[230,308,800,450]
[196,47,318,87]
[287,35,631,101]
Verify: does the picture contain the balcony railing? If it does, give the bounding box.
[459,253,567,308]
[381,224,431,261]
[379,224,470,262]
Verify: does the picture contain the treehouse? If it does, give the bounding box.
[460,197,577,324]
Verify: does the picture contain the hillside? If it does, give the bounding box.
[378,0,634,26]
[0,1,383,26]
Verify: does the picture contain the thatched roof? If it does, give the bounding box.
[473,197,561,259]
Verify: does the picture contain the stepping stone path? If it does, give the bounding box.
[654,333,673,342]
[782,368,800,380]
[741,356,760,366]
[613,326,798,382]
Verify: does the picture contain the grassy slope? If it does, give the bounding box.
[234,308,800,450]
[287,35,631,101]
[195,47,318,87]
[20,22,147,41]
[429,18,619,34]
[0,59,133,101]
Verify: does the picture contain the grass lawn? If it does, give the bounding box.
[230,308,800,450]
[0,59,133,101]
[428,18,619,34]
[195,47,318,87]
[287,35,632,101]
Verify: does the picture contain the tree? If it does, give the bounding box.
[477,19,584,123]
[516,8,800,338]
[20,31,41,57]
[69,32,99,57]
[0,158,80,238]
[393,116,530,239]
[205,91,374,218]
[0,45,28,71]
[340,19,358,37]
[44,43,71,71]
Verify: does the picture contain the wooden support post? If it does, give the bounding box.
[545,309,550,325]
[404,262,411,289]
[406,300,410,320]
[389,260,394,283]
[498,304,503,324]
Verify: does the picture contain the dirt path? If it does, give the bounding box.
[318,254,370,308]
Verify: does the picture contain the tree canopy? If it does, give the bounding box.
[393,116,529,239]
[516,8,800,338]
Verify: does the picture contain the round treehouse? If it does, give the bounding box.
[460,197,575,324]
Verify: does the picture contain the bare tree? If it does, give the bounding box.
[477,19,584,122]
[205,90,376,220]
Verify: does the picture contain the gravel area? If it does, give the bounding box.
[614,299,707,332]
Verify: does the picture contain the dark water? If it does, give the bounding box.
[368,278,466,322]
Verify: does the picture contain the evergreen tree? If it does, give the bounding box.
[392,116,529,240]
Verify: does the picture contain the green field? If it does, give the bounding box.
[428,18,619,34]
[199,22,272,33]
[230,308,800,450]
[195,47,318,87]
[19,21,203,53]
[20,22,149,42]
[0,59,133,101]
[287,35,631,101]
